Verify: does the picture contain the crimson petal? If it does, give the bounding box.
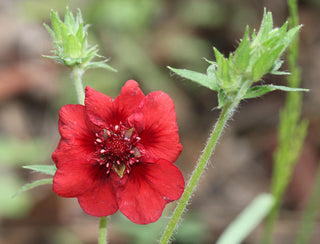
[85,86,113,129]
[117,159,185,224]
[53,160,95,198]
[112,80,145,125]
[78,178,118,217]
[129,91,183,162]
[52,104,95,168]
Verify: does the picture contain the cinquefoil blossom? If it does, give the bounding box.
[52,80,184,224]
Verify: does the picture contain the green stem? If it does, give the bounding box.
[158,79,251,244]
[159,101,237,244]
[71,66,85,105]
[98,216,108,244]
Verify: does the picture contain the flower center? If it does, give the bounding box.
[94,123,141,177]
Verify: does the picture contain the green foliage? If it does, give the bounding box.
[244,85,308,99]
[23,165,57,176]
[217,194,274,244]
[44,7,116,72]
[169,9,305,108]
[168,67,217,90]
[13,178,53,197]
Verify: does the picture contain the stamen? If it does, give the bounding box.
[94,124,142,177]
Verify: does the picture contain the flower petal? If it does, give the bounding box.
[52,104,95,168]
[117,159,185,224]
[77,176,119,217]
[112,80,145,125]
[84,86,113,129]
[129,91,183,162]
[53,160,95,197]
[85,81,144,128]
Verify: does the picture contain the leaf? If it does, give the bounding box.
[244,84,309,99]
[23,165,57,176]
[216,194,274,244]
[51,10,63,41]
[203,57,216,65]
[43,23,55,40]
[64,7,75,30]
[85,61,118,72]
[76,22,84,43]
[233,26,250,73]
[168,66,218,91]
[206,64,219,90]
[252,45,284,81]
[13,178,53,197]
[66,34,81,58]
[217,90,228,108]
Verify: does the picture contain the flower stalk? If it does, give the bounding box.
[159,100,237,244]
[98,216,108,244]
[71,66,85,105]
[162,10,307,243]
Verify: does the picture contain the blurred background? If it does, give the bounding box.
[0,0,319,243]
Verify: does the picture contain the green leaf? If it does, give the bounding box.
[216,194,274,244]
[244,84,308,99]
[233,26,250,73]
[206,64,219,90]
[23,165,57,176]
[85,61,118,72]
[203,57,216,65]
[51,10,63,41]
[67,34,81,58]
[76,22,84,43]
[252,45,284,81]
[43,23,55,39]
[217,90,228,108]
[213,47,224,66]
[64,7,75,30]
[13,178,53,197]
[168,66,217,91]
[256,10,273,42]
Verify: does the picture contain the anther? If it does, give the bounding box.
[100,149,106,154]
[96,138,103,143]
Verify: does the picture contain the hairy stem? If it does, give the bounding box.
[158,78,251,243]
[159,101,237,244]
[71,66,85,105]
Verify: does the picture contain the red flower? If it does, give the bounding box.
[52,80,184,224]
